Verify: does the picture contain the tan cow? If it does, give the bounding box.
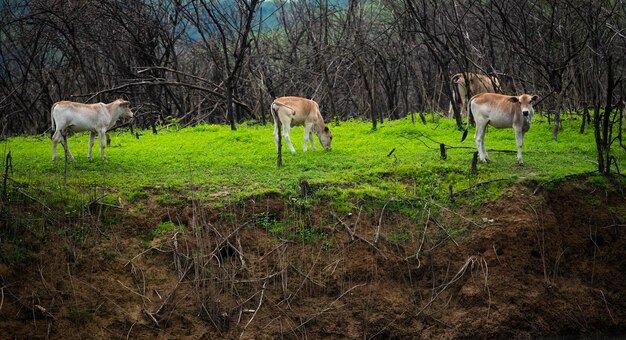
[462,93,538,165]
[51,99,133,161]
[448,72,501,117]
[271,96,332,153]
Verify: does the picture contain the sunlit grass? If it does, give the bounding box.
[2,114,618,208]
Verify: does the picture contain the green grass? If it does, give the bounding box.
[1,115,621,209]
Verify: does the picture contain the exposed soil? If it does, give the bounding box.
[1,180,625,338]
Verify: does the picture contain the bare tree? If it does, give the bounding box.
[0,0,624,147]
[185,0,260,131]
[489,0,589,140]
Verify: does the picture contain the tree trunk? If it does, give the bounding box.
[551,90,564,140]
[226,81,236,131]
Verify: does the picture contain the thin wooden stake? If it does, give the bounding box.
[471,151,478,173]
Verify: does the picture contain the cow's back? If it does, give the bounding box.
[274,96,319,126]
[454,73,499,94]
[52,101,106,132]
[470,93,517,128]
[472,75,494,93]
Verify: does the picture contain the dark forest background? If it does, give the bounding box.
[0,0,624,137]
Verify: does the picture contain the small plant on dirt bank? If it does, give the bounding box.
[151,221,185,239]
[388,229,410,245]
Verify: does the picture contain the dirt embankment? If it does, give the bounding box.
[1,181,625,338]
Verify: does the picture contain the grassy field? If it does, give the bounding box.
[2,114,615,210]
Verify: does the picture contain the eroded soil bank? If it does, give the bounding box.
[1,180,625,338]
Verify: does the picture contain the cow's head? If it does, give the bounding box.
[509,94,538,118]
[115,99,134,118]
[318,126,332,151]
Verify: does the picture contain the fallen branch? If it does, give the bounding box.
[369,256,481,339]
[296,283,366,330]
[452,178,511,197]
[152,263,191,316]
[430,200,480,229]
[116,280,152,303]
[240,280,268,339]
[374,201,389,243]
[597,289,616,324]
[602,224,626,229]
[405,203,431,267]
[144,309,159,327]
[433,218,460,247]
[331,211,387,259]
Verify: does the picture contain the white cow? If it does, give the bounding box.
[51,99,133,161]
[271,96,332,153]
[462,93,538,165]
[448,72,501,117]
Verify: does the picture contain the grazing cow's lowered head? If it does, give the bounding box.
[462,93,538,166]
[317,126,333,151]
[51,99,134,161]
[271,96,332,153]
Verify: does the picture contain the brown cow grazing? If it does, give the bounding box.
[51,99,133,161]
[271,96,332,153]
[448,72,501,117]
[462,93,538,166]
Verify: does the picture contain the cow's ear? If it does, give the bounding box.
[508,96,520,103]
[120,100,130,107]
[531,95,539,102]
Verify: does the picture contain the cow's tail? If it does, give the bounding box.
[460,96,474,142]
[50,102,57,137]
[270,101,279,124]
[271,100,283,140]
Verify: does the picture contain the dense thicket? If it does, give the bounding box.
[0,0,624,136]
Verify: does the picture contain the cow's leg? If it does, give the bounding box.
[474,121,489,162]
[282,124,296,154]
[60,132,76,162]
[309,129,316,151]
[88,131,96,161]
[275,109,296,153]
[303,123,316,152]
[98,130,106,160]
[52,130,61,161]
[515,128,525,166]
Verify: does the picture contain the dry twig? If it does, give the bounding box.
[296,283,366,330]
[374,201,389,243]
[240,280,268,339]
